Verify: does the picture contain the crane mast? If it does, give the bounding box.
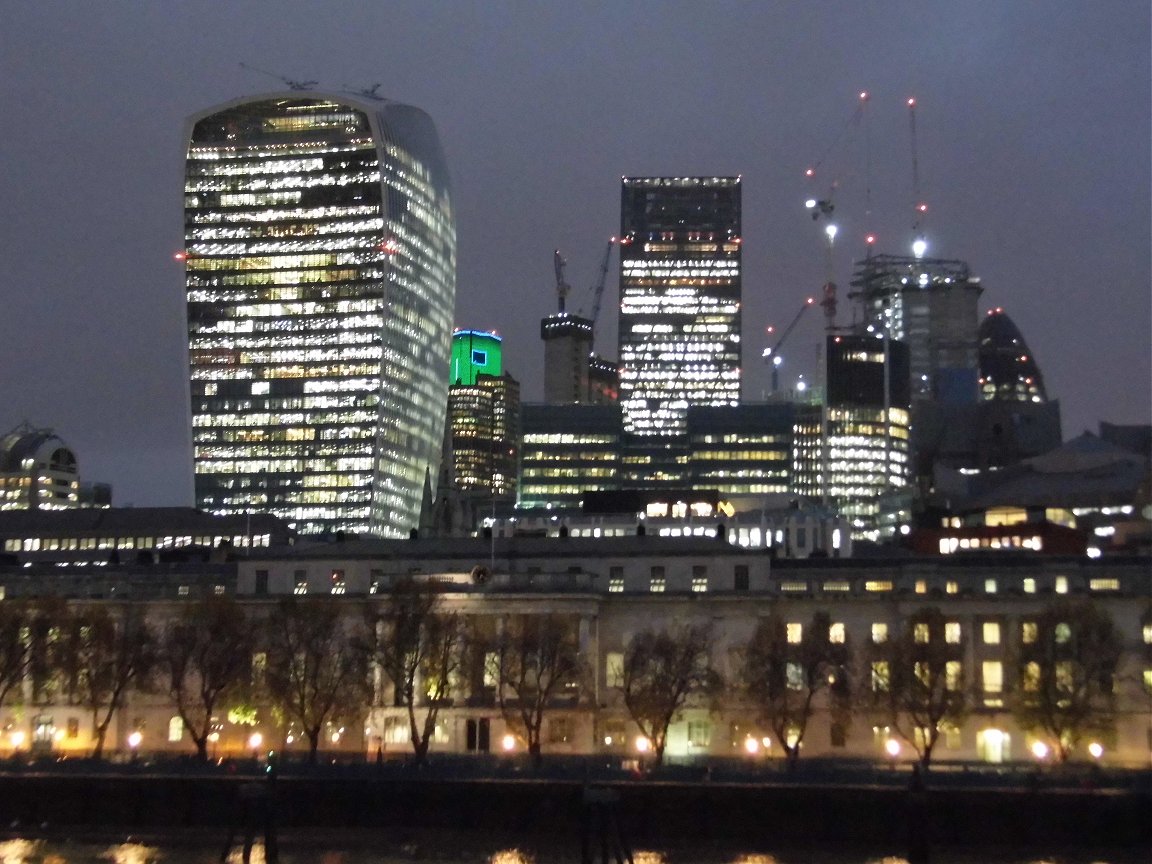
[553,249,571,313]
[588,238,616,327]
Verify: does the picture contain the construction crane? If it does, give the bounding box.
[908,96,929,258]
[553,249,571,313]
[239,62,317,91]
[585,238,616,326]
[762,297,817,395]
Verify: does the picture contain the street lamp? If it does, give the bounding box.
[127,731,142,763]
[248,731,263,760]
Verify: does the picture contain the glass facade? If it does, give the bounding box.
[185,94,456,537]
[686,404,794,496]
[977,308,1049,403]
[618,177,742,484]
[793,336,912,540]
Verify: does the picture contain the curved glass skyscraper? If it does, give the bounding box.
[184,93,456,537]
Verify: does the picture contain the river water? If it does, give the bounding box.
[0,837,1142,864]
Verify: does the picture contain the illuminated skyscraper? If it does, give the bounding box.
[618,177,742,485]
[184,93,456,537]
[793,334,912,540]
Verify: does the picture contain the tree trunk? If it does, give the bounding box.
[92,718,110,759]
[413,736,430,764]
[194,734,209,760]
[920,739,935,769]
[306,728,321,763]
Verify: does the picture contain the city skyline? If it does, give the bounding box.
[0,2,1148,507]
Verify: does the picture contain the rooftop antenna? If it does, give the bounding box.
[908,96,928,258]
[343,83,384,100]
[239,62,317,91]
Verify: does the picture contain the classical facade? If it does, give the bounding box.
[0,538,1147,768]
[184,92,456,537]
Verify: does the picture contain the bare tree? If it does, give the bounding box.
[25,597,71,706]
[262,598,369,763]
[0,599,35,709]
[1011,599,1121,762]
[368,578,461,763]
[871,607,967,768]
[62,605,156,759]
[620,622,722,766]
[741,611,852,768]
[161,594,252,760]
[494,613,585,766]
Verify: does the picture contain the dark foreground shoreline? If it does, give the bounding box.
[0,770,1148,857]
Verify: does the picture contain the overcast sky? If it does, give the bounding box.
[1,1,1148,506]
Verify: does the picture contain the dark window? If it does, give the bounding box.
[734,565,749,591]
[831,722,847,747]
[254,569,268,595]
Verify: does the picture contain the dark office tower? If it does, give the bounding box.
[849,254,982,403]
[794,335,912,539]
[588,355,620,404]
[618,177,742,485]
[447,330,520,498]
[184,93,456,537]
[977,308,1049,403]
[541,313,594,403]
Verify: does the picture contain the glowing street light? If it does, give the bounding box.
[825,223,839,242]
[501,733,516,752]
[1088,742,1104,760]
[744,737,760,755]
[635,736,651,754]
[912,237,928,259]
[1030,740,1049,761]
[127,731,142,762]
[885,738,901,759]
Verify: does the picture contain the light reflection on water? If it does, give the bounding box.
[101,844,162,864]
[0,839,1137,864]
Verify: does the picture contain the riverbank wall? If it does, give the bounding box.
[0,770,1148,851]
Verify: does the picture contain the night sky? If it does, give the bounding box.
[1,1,1148,507]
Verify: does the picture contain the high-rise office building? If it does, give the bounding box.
[794,334,912,539]
[541,313,594,403]
[184,93,456,537]
[849,254,982,403]
[447,330,520,498]
[618,177,742,485]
